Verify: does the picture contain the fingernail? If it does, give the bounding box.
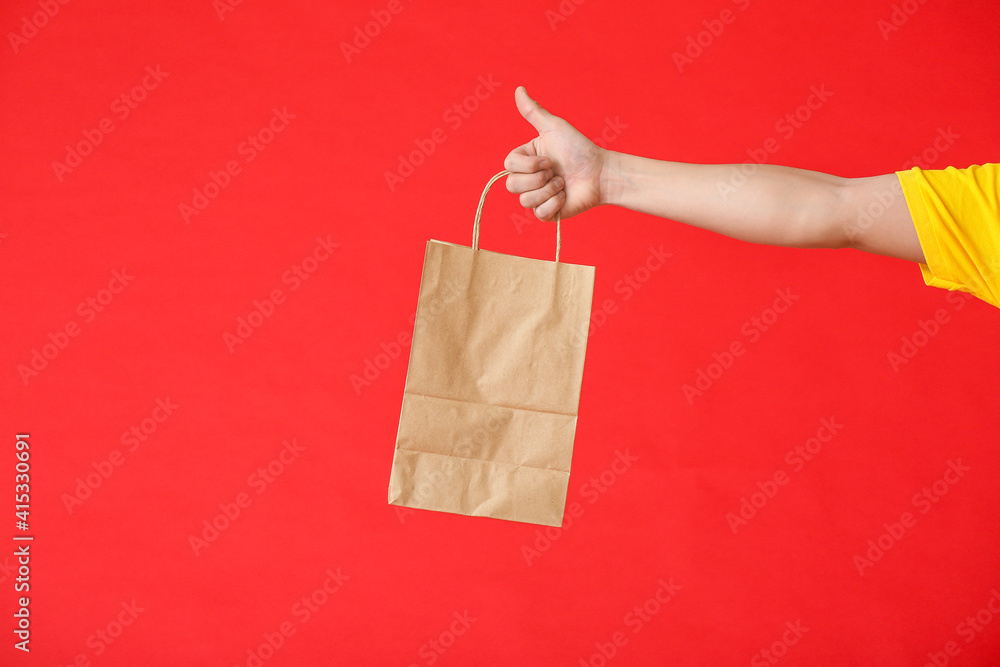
[539,159,550,169]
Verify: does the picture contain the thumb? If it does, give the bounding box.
[515,85,557,134]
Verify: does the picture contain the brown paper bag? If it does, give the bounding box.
[388,170,596,527]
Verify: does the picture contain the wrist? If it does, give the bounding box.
[598,150,624,207]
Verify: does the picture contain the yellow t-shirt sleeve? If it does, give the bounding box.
[896,164,1000,309]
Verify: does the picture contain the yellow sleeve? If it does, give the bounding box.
[896,164,1000,309]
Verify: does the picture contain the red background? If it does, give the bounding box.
[2,0,999,665]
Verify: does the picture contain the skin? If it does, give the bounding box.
[505,86,926,264]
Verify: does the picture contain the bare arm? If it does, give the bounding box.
[506,86,925,263]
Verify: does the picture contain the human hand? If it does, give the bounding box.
[504,86,609,221]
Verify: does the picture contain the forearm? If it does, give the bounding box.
[600,151,850,249]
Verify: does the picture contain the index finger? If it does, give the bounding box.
[504,141,550,174]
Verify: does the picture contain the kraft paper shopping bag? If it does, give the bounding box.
[387,170,595,527]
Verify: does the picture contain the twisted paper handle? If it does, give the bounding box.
[472,170,561,262]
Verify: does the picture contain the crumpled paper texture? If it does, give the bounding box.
[388,239,595,526]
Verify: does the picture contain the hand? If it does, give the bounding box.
[504,86,609,221]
